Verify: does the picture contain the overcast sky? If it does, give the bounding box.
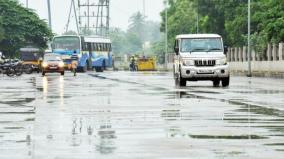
[18,0,164,34]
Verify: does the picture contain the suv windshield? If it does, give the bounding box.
[181,38,223,53]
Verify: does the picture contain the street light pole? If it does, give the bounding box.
[164,0,168,69]
[247,0,252,77]
[196,0,199,33]
[47,0,52,30]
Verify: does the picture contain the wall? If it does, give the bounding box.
[227,43,284,75]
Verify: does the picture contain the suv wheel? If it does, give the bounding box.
[175,73,186,87]
[213,80,220,87]
[222,77,230,87]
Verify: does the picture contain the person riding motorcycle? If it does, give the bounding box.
[0,52,4,64]
[129,55,137,71]
[71,50,79,76]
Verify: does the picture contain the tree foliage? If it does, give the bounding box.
[110,12,162,55]
[0,0,53,57]
[160,0,284,54]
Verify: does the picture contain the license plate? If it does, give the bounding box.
[198,70,213,74]
[61,55,71,60]
[49,67,58,69]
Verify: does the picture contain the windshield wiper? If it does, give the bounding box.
[190,48,206,52]
[207,48,222,51]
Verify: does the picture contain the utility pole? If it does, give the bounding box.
[247,0,252,77]
[79,0,110,36]
[87,0,90,32]
[196,0,199,33]
[26,0,28,8]
[164,0,168,69]
[143,0,146,17]
[47,0,52,30]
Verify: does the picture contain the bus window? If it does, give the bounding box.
[91,43,95,51]
[99,44,103,51]
[103,43,107,51]
[109,44,112,51]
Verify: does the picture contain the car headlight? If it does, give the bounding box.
[59,62,64,67]
[216,58,227,65]
[42,62,48,68]
[182,59,194,66]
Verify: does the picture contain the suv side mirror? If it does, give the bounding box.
[174,47,179,55]
[224,46,228,55]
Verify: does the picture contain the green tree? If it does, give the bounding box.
[0,0,53,57]
[0,16,4,42]
[128,12,146,42]
[160,0,197,49]
[160,0,284,55]
[109,28,129,54]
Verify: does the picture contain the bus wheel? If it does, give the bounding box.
[103,61,106,70]
[82,65,87,72]
[95,67,103,72]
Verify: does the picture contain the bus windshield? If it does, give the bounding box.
[181,38,223,53]
[53,36,80,51]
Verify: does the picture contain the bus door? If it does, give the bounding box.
[87,43,93,70]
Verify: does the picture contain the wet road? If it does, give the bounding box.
[0,71,284,159]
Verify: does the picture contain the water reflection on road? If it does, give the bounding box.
[1,72,284,159]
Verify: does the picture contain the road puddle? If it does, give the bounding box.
[189,134,268,140]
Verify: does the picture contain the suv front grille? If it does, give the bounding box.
[194,60,216,67]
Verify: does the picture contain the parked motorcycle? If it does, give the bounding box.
[0,59,23,77]
[0,60,15,77]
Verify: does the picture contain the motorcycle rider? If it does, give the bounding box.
[71,50,79,76]
[129,55,137,71]
[0,51,4,64]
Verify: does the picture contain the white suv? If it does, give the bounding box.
[173,34,230,87]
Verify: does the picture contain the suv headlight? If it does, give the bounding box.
[216,58,227,65]
[182,59,194,66]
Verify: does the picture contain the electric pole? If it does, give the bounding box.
[247,0,252,77]
[79,0,110,36]
[26,0,28,8]
[66,0,80,34]
[143,0,146,17]
[196,0,199,33]
[47,0,52,30]
[164,0,168,69]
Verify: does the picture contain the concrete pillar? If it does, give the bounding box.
[238,47,242,62]
[252,50,256,61]
[272,44,277,61]
[267,43,272,61]
[234,47,238,62]
[227,48,231,61]
[231,48,234,61]
[243,46,247,61]
[279,43,283,61]
[256,52,260,61]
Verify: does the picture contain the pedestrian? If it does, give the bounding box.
[71,50,79,76]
